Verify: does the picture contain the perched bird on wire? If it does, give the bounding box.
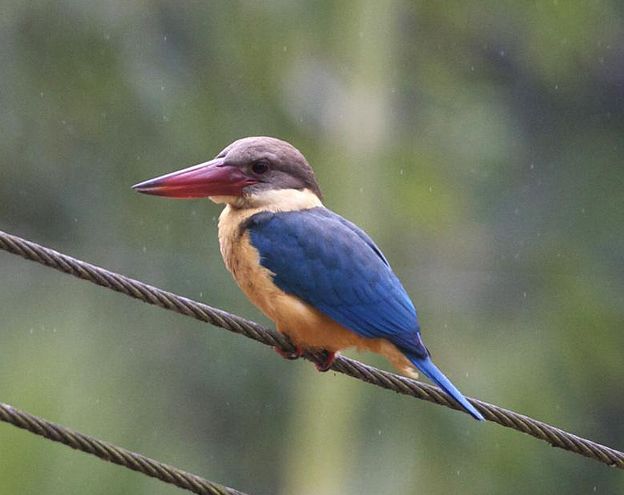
[133,136,483,420]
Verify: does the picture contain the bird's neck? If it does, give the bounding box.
[216,188,324,273]
[213,188,323,212]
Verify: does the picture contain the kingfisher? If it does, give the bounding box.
[133,136,484,421]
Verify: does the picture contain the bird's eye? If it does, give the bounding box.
[251,159,270,175]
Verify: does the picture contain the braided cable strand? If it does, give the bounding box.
[1,229,623,470]
[0,402,247,495]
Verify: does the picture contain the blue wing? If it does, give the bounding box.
[246,207,425,356]
[246,207,485,420]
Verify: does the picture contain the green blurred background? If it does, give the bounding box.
[1,1,623,493]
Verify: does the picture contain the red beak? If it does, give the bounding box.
[132,159,256,198]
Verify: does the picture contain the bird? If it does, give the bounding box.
[133,136,484,421]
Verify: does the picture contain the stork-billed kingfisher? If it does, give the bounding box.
[133,136,483,421]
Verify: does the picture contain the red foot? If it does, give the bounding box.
[315,351,336,372]
[274,345,303,360]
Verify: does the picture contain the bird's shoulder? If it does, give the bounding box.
[242,206,390,267]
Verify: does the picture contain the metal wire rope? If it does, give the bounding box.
[0,228,622,472]
[0,401,247,495]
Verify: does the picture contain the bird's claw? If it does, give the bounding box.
[274,345,303,360]
[314,351,336,372]
[275,344,335,371]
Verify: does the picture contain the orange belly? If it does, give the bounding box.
[267,290,417,377]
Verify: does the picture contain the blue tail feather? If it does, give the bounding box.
[408,354,484,421]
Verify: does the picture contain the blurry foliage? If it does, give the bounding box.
[0,1,623,494]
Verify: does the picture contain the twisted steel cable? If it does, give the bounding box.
[0,401,246,495]
[1,229,623,470]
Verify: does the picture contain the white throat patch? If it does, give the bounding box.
[213,188,323,212]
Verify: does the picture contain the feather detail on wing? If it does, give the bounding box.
[245,207,426,357]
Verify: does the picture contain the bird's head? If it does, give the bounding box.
[132,137,322,209]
